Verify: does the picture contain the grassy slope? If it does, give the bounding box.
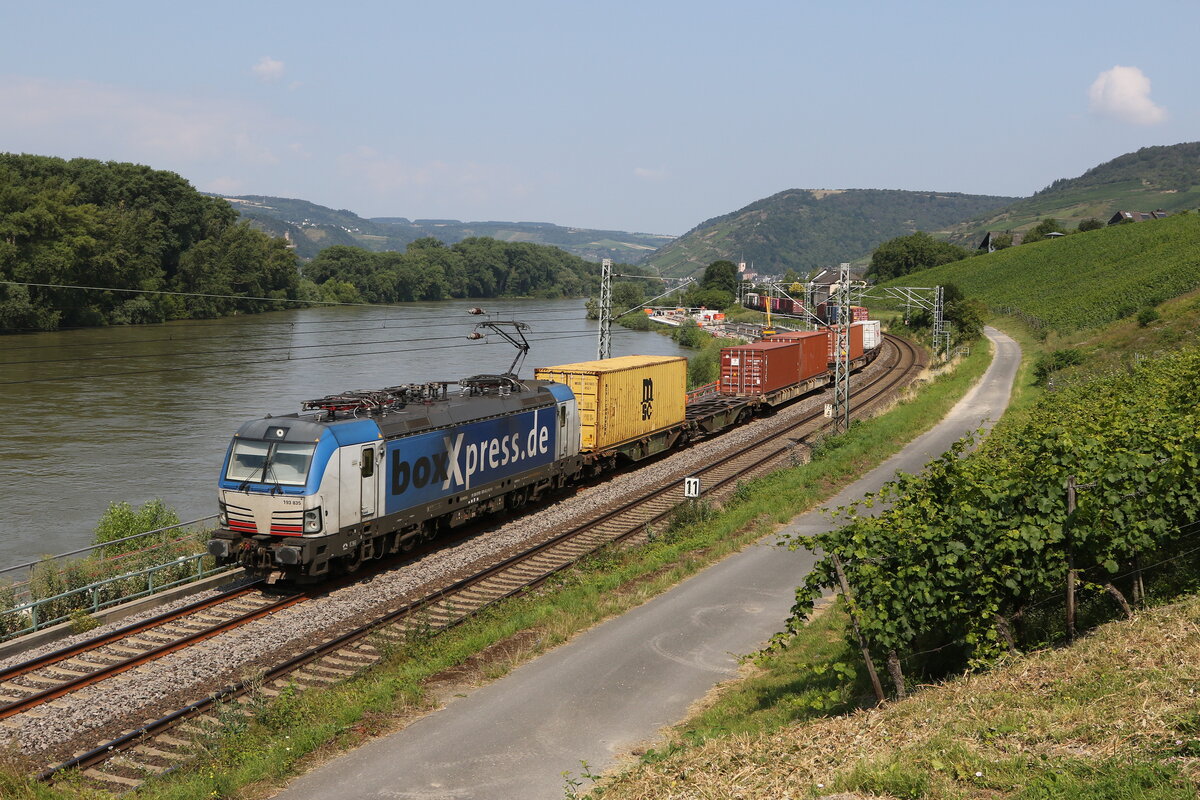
[882,213,1200,331]
[596,596,1200,799]
[946,141,1200,244]
[949,182,1200,245]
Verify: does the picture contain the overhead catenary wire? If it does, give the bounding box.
[0,328,615,367]
[0,328,643,386]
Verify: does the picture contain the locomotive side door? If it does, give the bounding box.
[338,445,378,523]
[360,445,378,519]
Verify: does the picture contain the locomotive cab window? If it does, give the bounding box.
[361,447,375,478]
[225,440,316,486]
[559,406,566,427]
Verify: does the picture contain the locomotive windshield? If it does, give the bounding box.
[225,440,316,486]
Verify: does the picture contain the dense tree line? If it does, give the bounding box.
[0,154,299,332]
[301,239,600,303]
[867,231,971,281]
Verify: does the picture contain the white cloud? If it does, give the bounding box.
[252,56,285,82]
[1088,65,1167,125]
[0,76,296,167]
[633,166,667,181]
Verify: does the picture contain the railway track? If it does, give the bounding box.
[0,586,302,723]
[28,335,923,790]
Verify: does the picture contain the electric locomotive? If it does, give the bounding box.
[207,375,582,582]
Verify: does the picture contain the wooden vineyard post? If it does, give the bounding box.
[886,650,906,699]
[832,553,886,703]
[1066,476,1077,644]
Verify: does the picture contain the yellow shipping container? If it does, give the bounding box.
[534,355,687,452]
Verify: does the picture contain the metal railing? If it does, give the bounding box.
[1,553,235,640]
[0,514,238,641]
[0,515,219,584]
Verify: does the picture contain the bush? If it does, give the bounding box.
[1033,348,1084,385]
[1137,307,1161,327]
[94,499,181,554]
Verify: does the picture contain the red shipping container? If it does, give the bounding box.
[763,331,830,382]
[851,305,869,321]
[720,341,803,396]
[777,297,794,314]
[825,324,864,362]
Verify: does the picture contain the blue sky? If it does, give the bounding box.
[2,1,1196,235]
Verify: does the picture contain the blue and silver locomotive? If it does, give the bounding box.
[207,376,581,582]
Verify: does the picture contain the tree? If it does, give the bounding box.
[701,260,738,294]
[1077,218,1104,232]
[686,287,735,310]
[613,281,644,309]
[1023,218,1067,244]
[867,231,970,281]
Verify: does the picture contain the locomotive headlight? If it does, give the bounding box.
[218,503,228,527]
[304,507,323,533]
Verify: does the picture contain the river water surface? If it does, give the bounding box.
[0,299,689,567]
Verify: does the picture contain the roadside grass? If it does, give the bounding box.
[0,334,995,799]
[593,595,1200,799]
[656,603,867,750]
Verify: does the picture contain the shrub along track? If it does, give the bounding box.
[33,335,922,792]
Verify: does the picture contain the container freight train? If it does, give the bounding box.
[741,293,870,326]
[209,331,883,583]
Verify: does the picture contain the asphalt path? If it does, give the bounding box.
[272,326,1021,800]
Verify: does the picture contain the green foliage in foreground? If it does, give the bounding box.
[0,153,299,332]
[784,344,1200,688]
[882,213,1200,333]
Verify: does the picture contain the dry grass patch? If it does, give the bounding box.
[595,596,1200,799]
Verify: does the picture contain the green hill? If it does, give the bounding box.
[946,141,1200,246]
[645,188,1016,280]
[883,212,1200,332]
[219,195,673,263]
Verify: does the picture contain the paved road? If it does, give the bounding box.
[272,327,1021,800]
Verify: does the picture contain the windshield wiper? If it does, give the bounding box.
[263,448,285,496]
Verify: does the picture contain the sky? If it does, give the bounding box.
[2,1,1197,236]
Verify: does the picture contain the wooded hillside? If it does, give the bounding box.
[646,188,1016,279]
[0,154,298,332]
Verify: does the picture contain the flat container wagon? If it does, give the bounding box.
[719,341,803,397]
[855,319,882,350]
[533,355,687,453]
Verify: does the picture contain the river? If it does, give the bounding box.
[0,299,690,567]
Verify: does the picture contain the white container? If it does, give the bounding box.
[854,319,882,350]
